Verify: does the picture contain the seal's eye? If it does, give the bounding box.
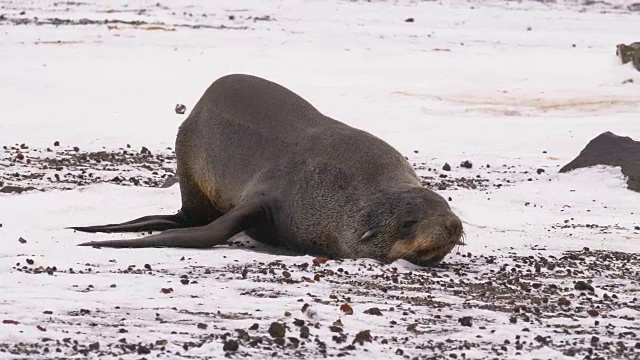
[401,220,418,229]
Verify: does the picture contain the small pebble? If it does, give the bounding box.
[223,339,239,352]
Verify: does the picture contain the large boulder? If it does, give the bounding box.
[560,132,640,192]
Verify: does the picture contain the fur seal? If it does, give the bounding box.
[71,74,464,267]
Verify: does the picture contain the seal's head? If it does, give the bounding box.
[354,187,464,267]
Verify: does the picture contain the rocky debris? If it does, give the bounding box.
[352,330,372,345]
[0,185,37,194]
[616,42,640,71]
[0,16,249,30]
[268,322,286,338]
[574,280,595,292]
[560,131,640,192]
[0,144,177,191]
[458,316,473,327]
[223,339,239,351]
[175,104,187,114]
[4,247,638,358]
[363,307,383,316]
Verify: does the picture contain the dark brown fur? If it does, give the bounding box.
[71,74,463,267]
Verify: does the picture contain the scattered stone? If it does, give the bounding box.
[312,257,330,265]
[175,104,187,114]
[460,160,473,169]
[329,326,343,333]
[137,345,150,355]
[558,297,571,306]
[18,237,27,244]
[300,326,310,339]
[223,339,239,352]
[442,163,451,171]
[340,303,353,315]
[352,330,372,345]
[0,185,37,194]
[269,322,286,338]
[458,316,473,327]
[616,42,640,71]
[574,280,594,292]
[364,307,382,316]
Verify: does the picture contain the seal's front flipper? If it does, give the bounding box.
[68,213,189,234]
[77,200,270,249]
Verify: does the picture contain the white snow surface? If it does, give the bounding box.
[0,0,639,359]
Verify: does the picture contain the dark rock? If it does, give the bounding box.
[558,297,571,306]
[460,160,473,169]
[175,104,187,114]
[0,185,37,194]
[364,307,383,316]
[405,18,414,22]
[616,42,640,71]
[352,330,372,345]
[300,326,310,339]
[574,280,594,292]
[329,325,343,333]
[223,339,239,352]
[458,316,473,327]
[269,322,286,338]
[559,132,640,192]
[137,345,150,355]
[442,163,451,171]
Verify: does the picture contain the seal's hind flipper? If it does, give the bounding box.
[77,200,269,249]
[68,213,189,234]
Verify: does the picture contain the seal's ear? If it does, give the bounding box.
[360,229,378,241]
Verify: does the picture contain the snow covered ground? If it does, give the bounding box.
[0,0,639,359]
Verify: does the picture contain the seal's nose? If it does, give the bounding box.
[445,217,462,237]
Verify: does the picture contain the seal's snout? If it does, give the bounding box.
[445,217,462,238]
[386,212,464,267]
